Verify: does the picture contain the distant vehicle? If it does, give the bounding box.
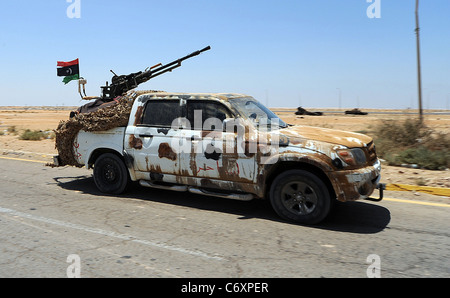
[295,107,323,116]
[345,108,368,115]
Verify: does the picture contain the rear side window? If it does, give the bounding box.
[141,100,181,127]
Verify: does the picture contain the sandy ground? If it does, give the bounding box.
[0,106,449,189]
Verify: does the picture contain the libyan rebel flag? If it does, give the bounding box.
[57,59,80,84]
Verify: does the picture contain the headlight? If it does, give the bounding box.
[337,148,367,166]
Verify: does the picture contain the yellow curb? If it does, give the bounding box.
[382,198,449,208]
[385,183,450,197]
[0,155,48,164]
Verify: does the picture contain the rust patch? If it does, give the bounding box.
[279,126,372,148]
[190,153,197,176]
[244,141,256,158]
[201,130,223,138]
[158,142,177,161]
[134,105,144,126]
[145,156,162,173]
[200,178,213,188]
[129,134,143,149]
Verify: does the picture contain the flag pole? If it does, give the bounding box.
[78,78,87,99]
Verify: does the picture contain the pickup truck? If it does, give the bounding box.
[61,92,383,224]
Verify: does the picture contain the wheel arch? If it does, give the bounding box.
[263,159,336,201]
[87,148,124,169]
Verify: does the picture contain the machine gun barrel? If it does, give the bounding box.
[135,46,211,83]
[101,46,211,100]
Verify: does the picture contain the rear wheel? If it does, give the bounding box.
[270,170,331,224]
[93,153,129,194]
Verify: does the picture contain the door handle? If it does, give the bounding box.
[139,134,153,138]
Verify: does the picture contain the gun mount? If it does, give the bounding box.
[100,46,211,101]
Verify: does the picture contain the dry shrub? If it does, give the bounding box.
[374,118,449,170]
[19,129,54,141]
[375,118,431,147]
[20,129,46,141]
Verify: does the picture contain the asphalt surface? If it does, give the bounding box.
[0,157,449,278]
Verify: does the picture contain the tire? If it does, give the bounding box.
[93,153,129,194]
[269,170,331,224]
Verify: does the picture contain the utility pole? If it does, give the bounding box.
[415,0,423,121]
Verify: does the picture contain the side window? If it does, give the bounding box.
[187,101,232,131]
[141,100,181,127]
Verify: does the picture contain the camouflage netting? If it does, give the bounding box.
[52,90,161,167]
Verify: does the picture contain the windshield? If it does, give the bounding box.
[228,97,288,130]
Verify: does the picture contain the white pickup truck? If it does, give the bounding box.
[60,92,383,224]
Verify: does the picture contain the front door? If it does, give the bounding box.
[179,100,256,183]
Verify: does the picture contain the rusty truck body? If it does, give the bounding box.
[67,92,383,224]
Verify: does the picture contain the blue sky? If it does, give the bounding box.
[0,0,449,109]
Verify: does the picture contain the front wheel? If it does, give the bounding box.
[269,170,331,224]
[93,153,129,194]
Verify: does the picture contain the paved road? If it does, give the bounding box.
[0,157,449,278]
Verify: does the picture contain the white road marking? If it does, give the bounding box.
[0,207,224,261]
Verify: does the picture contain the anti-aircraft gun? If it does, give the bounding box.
[100,46,211,101]
[72,46,211,116]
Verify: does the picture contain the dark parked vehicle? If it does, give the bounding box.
[345,108,368,115]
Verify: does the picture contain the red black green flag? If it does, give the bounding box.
[57,59,80,84]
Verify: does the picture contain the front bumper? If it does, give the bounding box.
[365,183,385,202]
[329,159,383,202]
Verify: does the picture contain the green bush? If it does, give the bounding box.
[395,146,449,170]
[19,129,55,141]
[19,129,45,141]
[373,118,449,170]
[375,118,431,147]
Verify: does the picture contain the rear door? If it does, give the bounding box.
[131,99,182,175]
